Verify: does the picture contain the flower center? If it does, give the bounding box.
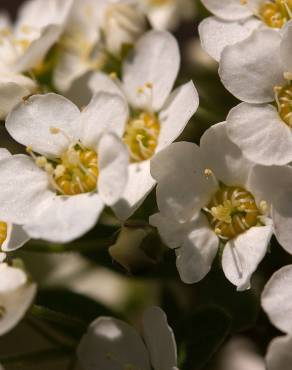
[259,0,292,28]
[27,135,98,196]
[123,112,160,162]
[0,222,7,247]
[274,82,292,127]
[204,186,262,240]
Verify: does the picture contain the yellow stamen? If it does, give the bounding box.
[259,0,292,28]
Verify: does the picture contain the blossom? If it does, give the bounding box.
[53,0,147,93]
[89,30,199,220]
[138,0,196,31]
[221,21,292,165]
[0,92,129,243]
[199,0,292,61]
[150,122,292,290]
[0,0,73,118]
[262,265,292,370]
[77,306,178,370]
[0,260,36,336]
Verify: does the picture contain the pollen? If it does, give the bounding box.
[259,0,292,28]
[274,83,292,127]
[0,222,8,247]
[123,112,160,162]
[205,186,261,240]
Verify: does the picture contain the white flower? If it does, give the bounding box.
[77,306,178,370]
[150,121,292,290]
[0,149,29,252]
[262,265,292,370]
[199,0,292,61]
[221,21,292,165]
[89,30,199,220]
[0,260,36,336]
[0,0,73,117]
[0,92,129,243]
[53,0,147,93]
[139,0,196,31]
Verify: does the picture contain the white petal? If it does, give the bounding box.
[147,3,178,31]
[98,133,129,206]
[262,264,292,333]
[1,224,29,252]
[24,193,104,243]
[199,17,261,62]
[0,281,36,336]
[113,161,156,221]
[280,21,292,72]
[273,191,292,255]
[77,316,151,370]
[222,225,273,291]
[0,263,27,293]
[80,93,128,148]
[227,103,292,166]
[88,72,125,99]
[151,142,217,222]
[6,93,81,157]
[200,121,253,187]
[0,155,51,224]
[123,30,180,111]
[176,213,219,284]
[200,0,253,20]
[219,29,284,103]
[0,148,11,161]
[143,307,177,370]
[157,81,199,151]
[266,335,292,370]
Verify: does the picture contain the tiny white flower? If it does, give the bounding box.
[0,92,129,243]
[77,306,179,370]
[199,0,292,61]
[262,265,292,370]
[0,0,73,117]
[150,122,292,290]
[89,30,199,220]
[53,0,147,93]
[139,0,196,31]
[0,260,36,336]
[221,21,292,165]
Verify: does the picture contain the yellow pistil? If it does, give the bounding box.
[123,112,160,162]
[205,186,261,240]
[274,83,292,127]
[259,0,292,28]
[0,222,7,247]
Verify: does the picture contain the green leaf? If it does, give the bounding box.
[180,306,231,370]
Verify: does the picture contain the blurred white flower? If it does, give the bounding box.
[0,260,36,336]
[262,265,292,370]
[54,0,147,93]
[77,306,179,370]
[0,92,129,243]
[139,0,196,31]
[199,0,292,61]
[89,30,199,220]
[220,21,292,166]
[150,122,292,290]
[0,0,73,118]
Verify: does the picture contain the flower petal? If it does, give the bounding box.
[80,92,128,148]
[219,29,284,103]
[157,81,199,151]
[199,16,260,62]
[222,225,273,291]
[200,121,253,187]
[77,316,151,370]
[98,133,129,206]
[0,263,27,293]
[88,72,125,99]
[262,264,292,333]
[0,154,51,224]
[281,21,292,72]
[123,30,180,111]
[24,193,104,243]
[266,335,292,370]
[176,213,219,284]
[143,307,177,370]
[1,224,29,252]
[6,93,81,157]
[151,142,217,222]
[0,148,11,161]
[200,0,253,20]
